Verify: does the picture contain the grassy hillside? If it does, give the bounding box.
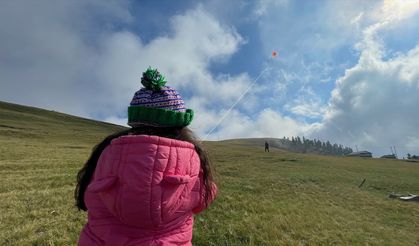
[1,101,419,245]
[0,101,126,244]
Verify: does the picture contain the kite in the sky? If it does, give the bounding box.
[204,50,278,140]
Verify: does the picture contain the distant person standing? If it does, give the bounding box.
[265,141,269,152]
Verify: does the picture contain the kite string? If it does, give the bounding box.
[203,66,270,140]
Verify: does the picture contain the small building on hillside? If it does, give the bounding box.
[380,154,396,159]
[346,151,372,158]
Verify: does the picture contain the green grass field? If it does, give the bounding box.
[1,101,419,245]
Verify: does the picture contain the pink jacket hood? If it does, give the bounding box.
[78,135,215,245]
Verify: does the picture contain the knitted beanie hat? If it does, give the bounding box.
[128,67,194,127]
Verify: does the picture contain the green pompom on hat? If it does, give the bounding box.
[140,67,167,91]
[128,67,194,127]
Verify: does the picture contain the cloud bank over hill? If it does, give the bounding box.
[310,0,419,156]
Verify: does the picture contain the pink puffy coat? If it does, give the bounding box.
[78,135,216,245]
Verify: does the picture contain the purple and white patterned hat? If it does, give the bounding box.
[127,67,194,127]
[130,86,186,112]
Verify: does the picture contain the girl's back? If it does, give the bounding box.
[79,135,208,245]
[75,68,216,245]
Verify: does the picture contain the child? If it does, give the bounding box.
[75,67,217,245]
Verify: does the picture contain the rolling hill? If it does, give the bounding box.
[1,101,419,245]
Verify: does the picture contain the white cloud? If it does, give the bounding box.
[90,6,251,119]
[204,108,307,140]
[0,3,246,120]
[373,0,419,23]
[0,0,132,117]
[284,86,326,119]
[1,2,307,141]
[311,0,419,157]
[253,0,381,130]
[93,6,264,137]
[350,12,364,26]
[286,102,326,120]
[253,0,289,18]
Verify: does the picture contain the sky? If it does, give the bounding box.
[1,0,419,157]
